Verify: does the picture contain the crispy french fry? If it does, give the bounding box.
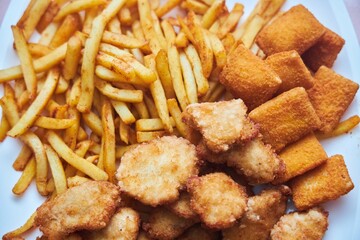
[155,0,182,17]
[155,49,176,99]
[126,30,145,63]
[201,0,225,29]
[16,0,37,30]
[95,66,145,85]
[107,15,122,34]
[317,115,360,139]
[181,0,209,15]
[150,0,160,9]
[83,111,103,137]
[96,52,136,81]
[207,31,227,69]
[119,119,130,144]
[167,98,190,138]
[0,115,10,142]
[62,107,80,150]
[55,75,69,94]
[177,16,195,44]
[136,130,166,143]
[45,144,67,194]
[207,83,225,102]
[161,20,176,45]
[136,117,175,131]
[144,94,159,118]
[179,51,198,104]
[241,14,265,48]
[50,13,82,48]
[2,212,36,239]
[151,11,167,50]
[67,77,81,107]
[36,0,70,32]
[102,30,148,49]
[39,22,60,46]
[28,43,53,58]
[82,6,100,34]
[12,145,33,171]
[119,7,132,26]
[34,116,76,129]
[261,0,286,22]
[67,175,91,188]
[54,0,107,21]
[47,130,108,180]
[63,36,82,81]
[12,157,36,195]
[131,20,152,54]
[112,100,136,124]
[217,3,244,38]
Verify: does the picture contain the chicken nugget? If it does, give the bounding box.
[187,172,248,229]
[142,207,196,240]
[265,50,314,94]
[219,45,282,110]
[223,186,291,240]
[182,99,259,153]
[270,207,328,240]
[116,136,199,207]
[273,133,327,184]
[83,207,140,240]
[35,181,121,239]
[137,230,153,240]
[307,66,359,133]
[256,5,325,56]
[178,224,220,240]
[302,28,345,71]
[291,155,354,210]
[249,87,321,152]
[167,192,198,220]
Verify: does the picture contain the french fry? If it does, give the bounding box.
[55,75,69,94]
[96,52,136,81]
[119,119,130,144]
[39,22,60,46]
[127,30,145,63]
[131,20,152,54]
[181,0,209,15]
[144,94,160,118]
[28,43,53,58]
[45,144,67,194]
[179,51,198,104]
[207,31,227,69]
[107,16,122,34]
[161,20,176,45]
[36,0,70,32]
[167,98,190,138]
[83,111,103,137]
[67,175,91,188]
[207,83,225,102]
[63,107,80,150]
[50,13,82,48]
[217,3,244,38]
[2,212,36,239]
[317,115,360,139]
[63,36,82,81]
[34,116,76,130]
[241,14,265,48]
[54,0,107,21]
[155,49,176,99]
[201,0,225,29]
[102,30,148,49]
[76,155,99,177]
[136,130,166,143]
[136,117,175,131]
[151,11,167,50]
[261,0,286,22]
[12,157,36,195]
[119,7,132,26]
[177,16,195,44]
[155,0,182,17]
[150,0,160,9]
[16,0,37,30]
[47,130,108,180]
[82,6,100,34]
[221,33,236,53]
[13,146,33,172]
[8,68,60,137]
[95,65,145,85]
[0,115,10,142]
[67,77,81,107]
[112,100,136,124]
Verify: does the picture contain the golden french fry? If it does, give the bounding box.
[8,69,60,137]
[36,0,70,32]
[179,51,198,104]
[111,100,136,124]
[221,33,236,53]
[55,75,69,94]
[16,0,37,30]
[12,145,32,171]
[102,30,148,49]
[119,7,132,26]
[155,49,176,99]
[107,15,122,34]
[167,45,189,111]
[77,0,127,113]
[207,83,226,102]
[149,0,160,9]
[175,32,189,48]
[136,130,166,143]
[177,16,195,44]
[317,115,360,139]
[54,0,107,21]
[95,65,145,85]
[217,3,244,38]
[207,31,227,69]
[201,0,225,29]
[47,130,108,180]
[67,77,81,107]
[34,116,76,130]
[119,118,130,144]
[167,98,190,138]
[63,36,82,81]
[82,6,100,34]
[83,111,103,137]
[39,22,60,46]
[67,175,91,188]
[261,0,285,22]
[96,52,136,81]
[181,0,209,15]
[126,30,145,63]
[2,212,36,239]
[161,20,176,45]
[241,14,265,48]
[144,94,160,118]
[151,11,167,50]
[12,157,35,195]
[155,0,182,18]
[184,44,209,96]
[45,144,67,194]
[50,13,82,48]
[28,43,53,58]
[0,115,10,142]
[62,107,79,150]
[136,117,175,131]
[131,20,152,54]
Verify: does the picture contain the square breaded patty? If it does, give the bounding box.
[265,50,314,94]
[249,87,321,152]
[256,4,325,56]
[307,66,359,133]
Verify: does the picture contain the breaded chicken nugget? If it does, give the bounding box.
[219,45,282,110]
[223,186,290,240]
[187,172,248,229]
[249,87,321,152]
[265,50,314,94]
[35,181,121,239]
[178,224,220,240]
[307,66,359,133]
[182,99,259,153]
[116,136,199,207]
[270,208,328,240]
[273,133,327,184]
[302,28,345,71]
[83,207,140,240]
[167,192,198,220]
[291,155,354,210]
[256,5,325,56]
[142,207,196,240]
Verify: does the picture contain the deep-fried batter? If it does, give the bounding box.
[182,99,259,153]
[270,208,328,240]
[83,207,140,240]
[307,66,359,133]
[256,5,325,56]
[265,50,314,94]
[219,45,282,110]
[187,172,248,229]
[178,224,220,240]
[223,186,290,240]
[116,136,199,206]
[249,87,321,152]
[35,181,121,239]
[302,28,345,71]
[291,155,354,210]
[167,192,198,220]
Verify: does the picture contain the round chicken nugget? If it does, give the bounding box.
[187,172,248,229]
[116,136,199,206]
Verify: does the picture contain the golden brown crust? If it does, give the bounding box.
[187,172,248,230]
[270,207,329,240]
[35,181,121,239]
[265,50,314,94]
[249,87,321,152]
[291,154,354,210]
[116,136,199,207]
[182,99,259,153]
[166,192,198,220]
[302,28,345,71]
[273,133,328,184]
[178,224,220,240]
[256,4,326,55]
[307,66,359,133]
[219,45,282,110]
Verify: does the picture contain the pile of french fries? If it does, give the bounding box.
[1,0,359,238]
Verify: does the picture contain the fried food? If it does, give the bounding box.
[223,186,290,240]
[116,136,199,206]
[178,224,220,240]
[182,99,259,153]
[273,133,328,184]
[256,4,326,56]
[270,207,328,240]
[302,28,345,71]
[291,154,354,210]
[35,181,121,239]
[187,172,248,229]
[307,66,359,133]
[167,192,198,220]
[83,207,140,240]
[265,50,314,94]
[249,87,321,152]
[219,44,281,110]
[142,207,196,240]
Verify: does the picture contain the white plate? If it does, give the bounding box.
[0,0,359,239]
